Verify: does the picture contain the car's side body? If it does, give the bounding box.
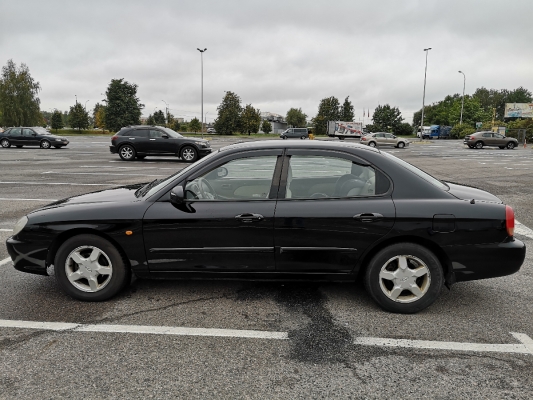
[463,131,519,149]
[360,132,409,148]
[8,140,524,290]
[280,128,309,139]
[0,127,69,149]
[109,125,211,161]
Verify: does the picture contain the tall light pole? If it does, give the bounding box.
[420,48,432,139]
[197,48,207,132]
[162,100,169,126]
[458,71,466,125]
[85,100,89,110]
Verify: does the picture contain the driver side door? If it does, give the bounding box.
[142,149,284,272]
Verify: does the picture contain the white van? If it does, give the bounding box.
[280,128,309,140]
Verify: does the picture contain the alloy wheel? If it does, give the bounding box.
[0,139,10,148]
[65,245,113,293]
[181,147,196,162]
[40,140,51,149]
[120,146,135,160]
[378,255,431,303]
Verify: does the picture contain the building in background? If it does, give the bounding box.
[259,112,287,133]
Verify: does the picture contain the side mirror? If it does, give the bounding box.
[217,167,228,178]
[162,134,169,139]
[170,185,185,205]
[32,132,37,136]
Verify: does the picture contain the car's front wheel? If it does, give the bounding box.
[180,146,198,163]
[397,142,405,148]
[507,142,516,149]
[301,135,307,140]
[119,144,136,161]
[1,138,11,148]
[364,243,443,313]
[281,135,287,140]
[40,140,51,149]
[475,141,484,149]
[54,234,130,301]
[368,141,376,147]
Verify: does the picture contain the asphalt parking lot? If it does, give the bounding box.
[0,136,532,398]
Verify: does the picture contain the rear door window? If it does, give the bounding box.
[131,130,149,138]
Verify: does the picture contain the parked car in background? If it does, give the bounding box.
[463,131,518,149]
[7,140,525,313]
[206,128,216,134]
[280,128,309,139]
[0,127,69,149]
[360,132,409,148]
[110,125,211,162]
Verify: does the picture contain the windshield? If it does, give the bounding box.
[142,151,219,198]
[161,127,183,138]
[381,151,448,190]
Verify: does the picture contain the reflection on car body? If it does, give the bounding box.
[6,140,525,313]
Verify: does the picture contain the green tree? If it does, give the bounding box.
[103,78,144,132]
[146,114,155,125]
[286,107,307,127]
[340,96,354,121]
[261,119,272,134]
[51,110,64,132]
[69,102,90,131]
[172,119,181,131]
[153,110,165,125]
[189,117,202,133]
[0,59,41,126]
[214,91,243,135]
[312,96,340,135]
[395,122,414,136]
[93,103,106,131]
[372,104,403,132]
[241,104,261,135]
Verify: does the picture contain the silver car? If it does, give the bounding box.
[360,132,409,148]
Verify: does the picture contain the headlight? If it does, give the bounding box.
[13,216,28,236]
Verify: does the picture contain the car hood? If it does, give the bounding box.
[445,182,502,203]
[29,184,144,213]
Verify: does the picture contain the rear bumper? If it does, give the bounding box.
[6,236,48,276]
[445,238,526,282]
[109,145,117,154]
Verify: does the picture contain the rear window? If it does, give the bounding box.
[130,130,149,138]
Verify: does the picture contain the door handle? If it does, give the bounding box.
[353,213,384,222]
[150,139,156,141]
[235,213,264,223]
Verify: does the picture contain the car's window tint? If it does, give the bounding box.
[150,130,164,138]
[185,155,277,201]
[382,151,448,190]
[385,133,394,138]
[494,133,504,139]
[23,128,34,137]
[482,133,492,138]
[285,155,387,199]
[131,130,149,138]
[10,128,22,136]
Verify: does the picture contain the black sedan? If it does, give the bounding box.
[6,140,525,313]
[109,125,211,162]
[0,127,69,149]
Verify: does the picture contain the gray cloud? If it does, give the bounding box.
[1,0,532,124]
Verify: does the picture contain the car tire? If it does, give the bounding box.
[474,141,483,149]
[301,135,306,140]
[54,234,130,301]
[281,135,287,140]
[369,141,376,147]
[136,155,146,160]
[119,144,136,161]
[180,146,198,163]
[40,140,51,149]
[397,142,405,148]
[507,142,515,150]
[364,243,443,314]
[339,137,345,141]
[0,138,10,148]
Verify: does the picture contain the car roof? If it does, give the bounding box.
[219,139,381,154]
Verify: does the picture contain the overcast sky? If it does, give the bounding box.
[1,0,532,124]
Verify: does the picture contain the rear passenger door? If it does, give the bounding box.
[128,129,151,153]
[8,128,22,145]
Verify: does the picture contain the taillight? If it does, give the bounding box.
[111,135,118,142]
[505,205,514,237]
[361,137,367,141]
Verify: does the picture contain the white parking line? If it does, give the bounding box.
[516,220,533,239]
[0,229,13,232]
[0,181,117,186]
[0,198,57,202]
[0,257,12,266]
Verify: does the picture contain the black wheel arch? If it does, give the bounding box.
[178,142,201,154]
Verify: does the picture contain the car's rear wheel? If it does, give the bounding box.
[119,144,136,161]
[180,146,198,163]
[300,135,306,140]
[40,140,51,149]
[0,138,10,148]
[507,142,515,149]
[54,234,130,301]
[368,141,376,147]
[397,142,405,148]
[475,141,483,149]
[364,243,443,313]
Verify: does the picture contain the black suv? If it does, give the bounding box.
[110,126,211,162]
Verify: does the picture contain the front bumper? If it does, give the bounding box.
[6,236,48,276]
[199,148,212,156]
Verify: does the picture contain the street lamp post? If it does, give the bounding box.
[197,48,207,133]
[85,100,89,110]
[162,100,169,126]
[420,48,432,139]
[458,71,466,125]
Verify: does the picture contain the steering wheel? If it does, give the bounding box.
[198,177,216,200]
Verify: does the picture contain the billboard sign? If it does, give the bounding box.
[504,103,533,118]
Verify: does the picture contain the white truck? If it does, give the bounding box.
[326,121,363,140]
